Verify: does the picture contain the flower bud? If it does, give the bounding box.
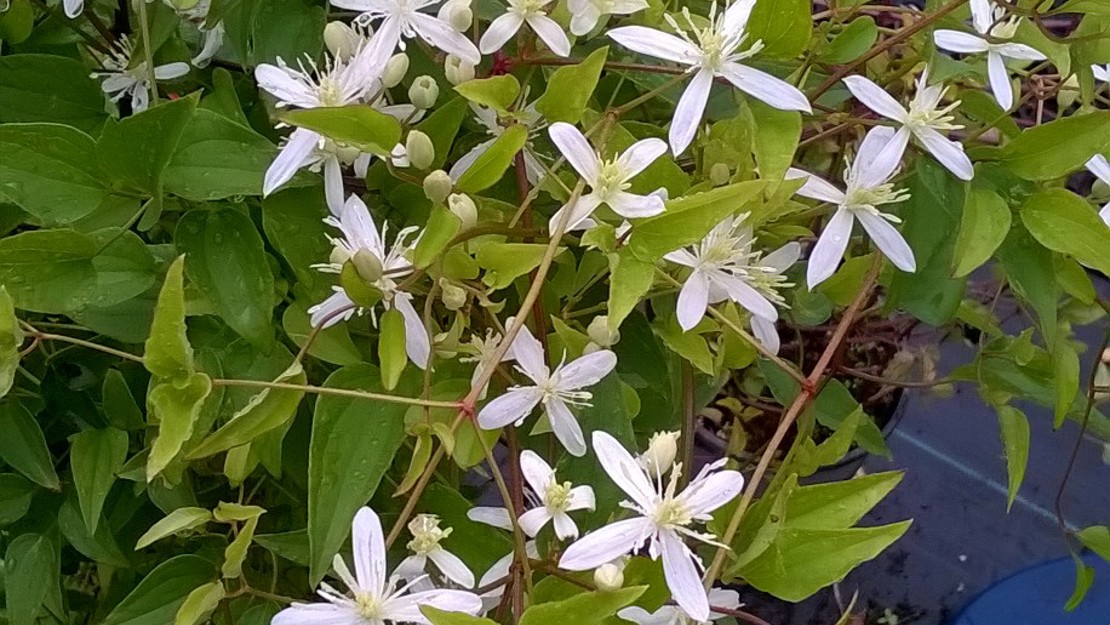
[709,162,731,186]
[1057,74,1080,110]
[330,244,353,266]
[438,0,473,32]
[640,431,680,475]
[593,563,624,591]
[587,315,619,347]
[382,53,410,89]
[441,281,468,310]
[324,21,361,61]
[351,249,384,284]
[405,130,435,170]
[1094,178,1110,199]
[447,193,478,229]
[423,169,454,204]
[444,55,476,85]
[409,75,440,110]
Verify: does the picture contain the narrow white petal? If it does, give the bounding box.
[995,42,1046,61]
[254,65,318,107]
[338,194,384,255]
[670,69,713,154]
[750,315,781,355]
[617,606,679,625]
[709,272,777,321]
[519,449,555,497]
[412,12,481,64]
[352,507,387,595]
[915,127,974,181]
[272,603,359,625]
[518,507,553,537]
[842,75,908,122]
[323,156,345,216]
[659,531,709,622]
[933,30,989,54]
[63,0,83,17]
[1099,203,1110,226]
[154,62,190,80]
[1093,64,1110,83]
[505,321,548,382]
[308,289,358,329]
[264,128,318,196]
[723,0,758,34]
[480,13,525,55]
[592,431,656,510]
[477,387,544,429]
[528,15,572,57]
[349,16,402,86]
[468,506,515,531]
[785,168,846,205]
[806,209,855,289]
[616,138,669,178]
[554,349,617,389]
[429,549,476,588]
[394,294,431,370]
[449,140,495,180]
[677,270,710,331]
[970,0,992,34]
[566,485,596,512]
[708,587,742,612]
[570,5,601,36]
[384,589,484,622]
[664,249,699,268]
[987,50,1014,110]
[678,470,745,516]
[548,122,601,182]
[719,63,812,113]
[606,191,666,219]
[608,26,699,65]
[559,517,653,570]
[550,194,603,232]
[855,210,917,273]
[762,242,801,273]
[546,397,587,457]
[852,126,902,189]
[552,512,579,540]
[1087,154,1110,184]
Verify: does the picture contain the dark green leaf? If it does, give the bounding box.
[953,186,1011,277]
[821,16,878,63]
[0,55,108,133]
[4,532,55,625]
[0,401,60,490]
[165,109,277,200]
[0,123,111,224]
[456,123,529,193]
[71,427,129,533]
[998,110,1110,181]
[101,555,216,625]
[746,0,813,58]
[629,180,766,261]
[0,473,34,525]
[98,95,199,195]
[1020,187,1110,276]
[0,228,99,314]
[0,286,20,399]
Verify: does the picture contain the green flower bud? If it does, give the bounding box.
[423,170,454,204]
[405,130,435,170]
[324,21,361,61]
[440,281,468,311]
[382,53,410,89]
[709,162,731,186]
[447,193,478,229]
[409,75,440,110]
[587,315,619,347]
[444,55,476,85]
[351,249,384,284]
[438,0,473,32]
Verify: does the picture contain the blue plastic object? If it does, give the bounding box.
[951,552,1110,625]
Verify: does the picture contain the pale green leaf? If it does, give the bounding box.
[953,187,1011,277]
[135,507,213,550]
[995,405,1030,511]
[534,47,608,123]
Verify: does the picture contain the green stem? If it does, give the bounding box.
[137,0,158,108]
[210,379,463,409]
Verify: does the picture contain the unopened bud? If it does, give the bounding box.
[423,170,454,204]
[593,563,624,591]
[351,249,384,283]
[709,162,731,186]
[587,315,619,347]
[330,245,353,266]
[1057,75,1080,110]
[640,431,680,475]
[438,0,473,32]
[444,55,475,85]
[324,21,361,61]
[383,53,410,89]
[447,193,478,229]
[405,130,435,170]
[409,75,439,110]
[441,282,467,310]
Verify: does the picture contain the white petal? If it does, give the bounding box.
[518,507,553,537]
[1093,64,1110,83]
[709,272,777,321]
[548,122,601,183]
[429,549,476,588]
[554,349,617,389]
[519,449,555,496]
[607,26,699,65]
[192,26,224,67]
[785,168,845,205]
[592,431,656,510]
[566,485,596,512]
[1087,154,1110,184]
[505,321,548,382]
[664,248,699,268]
[393,294,431,370]
[264,128,319,196]
[762,242,801,273]
[480,13,525,55]
[670,69,713,155]
[678,470,745,516]
[933,30,989,54]
[607,191,666,219]
[154,62,190,80]
[477,387,544,429]
[708,587,742,612]
[719,63,812,113]
[723,0,757,34]
[676,270,710,331]
[970,0,992,34]
[659,530,709,622]
[855,210,916,273]
[449,140,494,180]
[63,0,83,17]
[323,156,345,216]
[617,138,668,178]
[338,194,384,255]
[617,606,679,625]
[383,589,484,622]
[272,603,359,625]
[852,126,903,189]
[550,194,602,232]
[352,507,387,595]
[842,75,908,123]
[349,16,402,86]
[254,64,318,108]
[1100,203,1110,226]
[570,4,601,36]
[412,12,481,64]
[528,15,572,57]
[806,208,855,289]
[915,127,974,181]
[468,506,515,531]
[987,50,1014,110]
[396,554,427,581]
[995,42,1046,61]
[558,517,653,570]
[551,512,579,540]
[308,289,358,329]
[750,315,781,355]
[546,397,587,457]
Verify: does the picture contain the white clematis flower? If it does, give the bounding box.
[933,0,1046,111]
[559,431,745,622]
[1086,154,1110,226]
[476,321,617,456]
[617,588,742,625]
[842,67,974,181]
[1094,64,1110,84]
[309,195,432,369]
[396,514,476,590]
[473,541,539,612]
[450,102,547,184]
[480,0,572,57]
[547,122,668,231]
[568,0,648,37]
[64,0,83,17]
[517,450,596,540]
[608,0,811,154]
[786,126,916,289]
[272,507,483,625]
[665,214,799,353]
[92,35,190,114]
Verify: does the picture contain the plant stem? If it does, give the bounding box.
[137,0,158,108]
[209,379,462,409]
[19,322,145,363]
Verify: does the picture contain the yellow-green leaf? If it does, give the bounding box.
[222,515,261,578]
[174,582,225,625]
[453,75,520,112]
[534,47,608,124]
[378,308,408,391]
[145,256,194,381]
[147,372,212,482]
[136,507,212,550]
[995,405,1030,511]
[953,187,1011,277]
[0,286,22,399]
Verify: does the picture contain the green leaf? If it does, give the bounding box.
[1052,337,1080,428]
[415,96,469,170]
[995,405,1030,511]
[135,507,213,549]
[0,55,108,133]
[174,582,225,625]
[519,586,646,625]
[187,362,304,458]
[251,0,325,64]
[70,427,129,534]
[996,224,1059,346]
[457,123,529,193]
[0,228,99,314]
[282,105,403,155]
[254,529,310,567]
[103,369,146,431]
[421,606,500,625]
[165,109,277,200]
[534,47,609,124]
[746,0,813,58]
[57,493,130,567]
[476,242,551,289]
[378,308,408,391]
[607,248,655,330]
[1066,556,1095,611]
[1020,188,1110,276]
[175,208,276,347]
[953,187,1011,277]
[101,555,216,625]
[629,180,766,261]
[0,401,60,490]
[414,207,462,269]
[147,373,213,481]
[262,186,332,292]
[749,101,802,183]
[820,16,878,63]
[86,228,158,308]
[145,256,194,380]
[308,365,413,584]
[98,95,199,195]
[453,75,521,112]
[1077,526,1110,561]
[222,514,260,578]
[0,286,21,399]
[0,1,35,47]
[794,408,862,476]
[0,473,34,525]
[997,110,1110,181]
[4,533,55,625]
[0,123,112,224]
[281,303,363,366]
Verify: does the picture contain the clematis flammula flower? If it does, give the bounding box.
[518,450,596,540]
[933,0,1046,111]
[842,67,974,181]
[396,514,475,590]
[1094,64,1110,84]
[480,0,571,57]
[92,35,190,114]
[476,320,616,456]
[608,0,811,154]
[547,122,668,231]
[162,0,225,67]
[309,195,431,369]
[559,431,745,622]
[568,0,648,36]
[465,506,540,612]
[272,507,483,625]
[786,126,916,289]
[1087,155,1110,226]
[665,213,799,352]
[450,102,546,184]
[330,0,480,80]
[617,588,742,625]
